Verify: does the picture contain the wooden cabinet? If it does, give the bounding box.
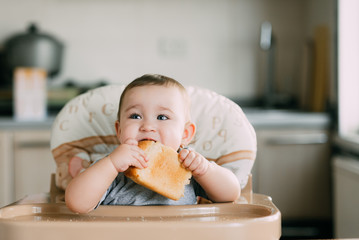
[0,129,55,207]
[252,128,331,220]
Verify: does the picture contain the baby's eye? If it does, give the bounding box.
[129,113,141,119]
[157,114,169,120]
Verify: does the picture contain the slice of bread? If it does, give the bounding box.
[124,140,192,200]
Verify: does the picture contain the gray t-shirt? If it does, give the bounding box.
[98,173,207,206]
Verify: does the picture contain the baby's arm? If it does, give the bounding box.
[65,139,147,213]
[179,149,240,202]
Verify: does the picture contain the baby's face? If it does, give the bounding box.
[118,85,188,150]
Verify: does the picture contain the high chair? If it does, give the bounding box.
[0,85,281,240]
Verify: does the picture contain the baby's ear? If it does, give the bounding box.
[115,121,121,138]
[182,122,196,146]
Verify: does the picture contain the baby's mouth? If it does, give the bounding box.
[139,138,156,142]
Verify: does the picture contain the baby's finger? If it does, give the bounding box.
[130,145,147,161]
[187,155,202,171]
[179,149,189,162]
[182,151,196,168]
[131,156,148,169]
[129,150,147,168]
[124,138,138,146]
[137,159,148,168]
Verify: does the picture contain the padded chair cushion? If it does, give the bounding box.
[51,85,256,190]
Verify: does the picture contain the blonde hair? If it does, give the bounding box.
[117,74,191,121]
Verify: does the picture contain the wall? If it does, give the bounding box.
[0,0,334,101]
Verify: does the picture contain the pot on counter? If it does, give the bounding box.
[4,23,64,78]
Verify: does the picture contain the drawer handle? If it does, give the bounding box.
[267,134,328,145]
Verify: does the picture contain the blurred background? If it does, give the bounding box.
[1,0,359,239]
[0,0,335,107]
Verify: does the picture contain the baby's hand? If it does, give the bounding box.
[179,148,209,177]
[108,139,148,172]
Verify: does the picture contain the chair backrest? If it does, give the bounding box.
[50,85,256,191]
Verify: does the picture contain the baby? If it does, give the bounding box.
[65,74,240,213]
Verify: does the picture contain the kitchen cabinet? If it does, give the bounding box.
[333,156,359,238]
[332,136,359,238]
[0,131,14,207]
[0,121,55,207]
[13,130,55,201]
[252,128,331,220]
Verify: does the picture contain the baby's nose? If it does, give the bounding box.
[140,120,156,131]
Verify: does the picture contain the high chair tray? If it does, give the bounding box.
[0,194,280,240]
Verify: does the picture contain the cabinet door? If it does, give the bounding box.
[254,129,331,219]
[0,131,14,207]
[13,130,55,200]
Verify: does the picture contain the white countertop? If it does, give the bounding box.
[334,133,359,156]
[0,109,332,130]
[243,108,331,129]
[0,116,56,130]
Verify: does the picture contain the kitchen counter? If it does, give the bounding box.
[0,116,56,130]
[333,133,359,156]
[0,109,332,130]
[243,108,331,129]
